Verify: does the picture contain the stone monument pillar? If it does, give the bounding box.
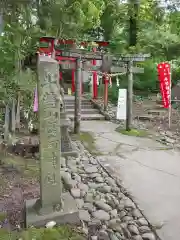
[38,56,62,207]
[25,56,79,227]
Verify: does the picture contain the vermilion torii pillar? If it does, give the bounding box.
[92,47,98,99]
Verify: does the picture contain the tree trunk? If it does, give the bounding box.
[74,58,82,134]
[11,99,16,134]
[16,92,21,132]
[4,105,10,142]
[129,0,139,46]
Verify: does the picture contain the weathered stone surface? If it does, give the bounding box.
[61,157,66,168]
[92,210,110,221]
[108,218,120,227]
[72,173,81,182]
[118,192,125,199]
[109,222,123,233]
[139,226,151,234]
[132,209,142,218]
[109,232,119,240]
[90,173,102,178]
[91,236,98,240]
[75,198,84,209]
[25,193,80,227]
[121,225,132,239]
[78,183,89,192]
[80,190,86,198]
[84,192,94,203]
[119,210,126,219]
[89,158,97,165]
[70,188,81,198]
[67,163,78,172]
[61,171,71,180]
[137,218,149,226]
[88,183,105,189]
[128,224,139,235]
[141,232,156,240]
[109,197,119,208]
[61,172,77,190]
[124,198,136,209]
[98,230,110,240]
[108,219,124,233]
[88,218,101,227]
[79,210,91,222]
[95,200,112,212]
[106,177,116,187]
[110,209,118,219]
[122,216,133,222]
[83,202,95,212]
[133,235,143,240]
[86,166,98,173]
[94,194,102,201]
[81,156,89,162]
[114,232,125,239]
[99,185,111,193]
[117,202,125,211]
[95,176,104,183]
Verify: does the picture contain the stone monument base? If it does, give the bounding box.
[25,192,80,228]
[61,120,78,158]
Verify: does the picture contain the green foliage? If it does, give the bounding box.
[108,84,119,104]
[0,225,85,240]
[1,0,180,107]
[133,60,158,92]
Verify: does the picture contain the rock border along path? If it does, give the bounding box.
[62,140,159,240]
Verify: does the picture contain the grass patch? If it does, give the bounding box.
[1,154,39,178]
[74,131,103,155]
[0,225,85,240]
[116,127,149,137]
[0,212,7,222]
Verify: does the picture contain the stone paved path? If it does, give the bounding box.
[80,121,180,240]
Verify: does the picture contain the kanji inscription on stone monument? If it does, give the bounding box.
[24,56,80,228]
[38,56,62,207]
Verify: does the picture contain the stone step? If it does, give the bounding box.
[64,95,89,101]
[65,101,92,105]
[65,104,93,109]
[66,109,99,114]
[67,114,105,121]
[65,100,90,105]
[154,104,166,110]
[135,115,154,121]
[156,99,162,104]
[148,109,167,116]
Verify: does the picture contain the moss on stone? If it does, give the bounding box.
[116,127,149,137]
[75,131,103,155]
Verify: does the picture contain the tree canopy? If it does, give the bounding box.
[1,0,180,103]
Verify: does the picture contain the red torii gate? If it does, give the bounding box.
[38,36,109,98]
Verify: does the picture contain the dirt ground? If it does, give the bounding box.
[132,97,180,138]
[0,152,40,228]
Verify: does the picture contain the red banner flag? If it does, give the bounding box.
[157,62,171,108]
